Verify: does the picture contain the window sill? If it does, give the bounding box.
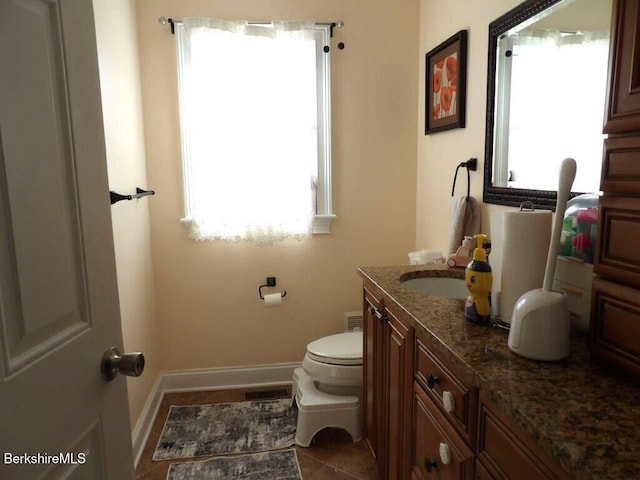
[312,214,337,234]
[179,214,337,235]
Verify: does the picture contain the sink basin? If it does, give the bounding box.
[401,276,468,299]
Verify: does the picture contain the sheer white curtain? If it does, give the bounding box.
[507,29,609,192]
[176,19,318,243]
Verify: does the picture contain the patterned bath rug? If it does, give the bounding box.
[166,449,303,480]
[153,398,296,461]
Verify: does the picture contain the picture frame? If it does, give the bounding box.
[425,30,468,135]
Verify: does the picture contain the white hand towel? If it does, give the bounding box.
[447,196,481,255]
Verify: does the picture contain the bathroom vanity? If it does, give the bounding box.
[359,263,640,480]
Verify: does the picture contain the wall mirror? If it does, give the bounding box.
[483,0,613,209]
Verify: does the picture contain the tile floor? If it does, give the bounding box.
[135,386,378,479]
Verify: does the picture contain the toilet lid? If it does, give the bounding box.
[306,331,363,366]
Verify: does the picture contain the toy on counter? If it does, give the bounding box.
[447,235,491,267]
[447,236,473,267]
[559,193,599,263]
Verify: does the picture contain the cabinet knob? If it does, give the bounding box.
[424,457,438,472]
[439,442,452,465]
[442,390,455,413]
[426,373,440,389]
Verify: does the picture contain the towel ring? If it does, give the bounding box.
[451,158,477,201]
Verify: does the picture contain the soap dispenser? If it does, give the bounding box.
[464,234,492,325]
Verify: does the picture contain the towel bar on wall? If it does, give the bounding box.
[110,187,155,205]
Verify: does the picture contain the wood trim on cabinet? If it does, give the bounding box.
[363,284,386,474]
[475,458,494,480]
[385,305,415,480]
[590,277,640,377]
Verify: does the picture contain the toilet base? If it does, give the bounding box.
[292,368,362,447]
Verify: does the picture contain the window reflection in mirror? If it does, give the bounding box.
[485,0,613,208]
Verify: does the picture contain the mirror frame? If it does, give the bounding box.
[483,0,581,211]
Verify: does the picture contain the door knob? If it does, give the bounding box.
[102,347,145,381]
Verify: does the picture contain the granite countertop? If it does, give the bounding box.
[358,263,640,480]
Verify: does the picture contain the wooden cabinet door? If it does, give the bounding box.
[591,277,640,377]
[594,196,640,288]
[604,0,640,133]
[385,305,415,480]
[363,286,386,473]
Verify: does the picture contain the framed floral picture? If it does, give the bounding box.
[425,30,467,134]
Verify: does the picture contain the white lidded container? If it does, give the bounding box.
[408,248,442,265]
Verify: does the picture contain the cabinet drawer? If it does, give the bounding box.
[415,339,477,447]
[590,277,640,378]
[477,396,568,480]
[601,136,640,193]
[594,196,640,288]
[412,383,474,480]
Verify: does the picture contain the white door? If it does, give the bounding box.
[0,0,136,478]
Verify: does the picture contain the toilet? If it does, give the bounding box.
[293,331,363,447]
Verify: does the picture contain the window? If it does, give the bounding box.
[175,19,335,243]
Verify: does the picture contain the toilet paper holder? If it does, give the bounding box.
[258,277,287,300]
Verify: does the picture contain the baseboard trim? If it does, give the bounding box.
[131,374,163,468]
[131,362,300,467]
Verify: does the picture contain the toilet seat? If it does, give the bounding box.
[306,332,362,366]
[303,331,363,387]
[302,355,363,386]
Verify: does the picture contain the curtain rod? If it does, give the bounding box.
[158,17,344,36]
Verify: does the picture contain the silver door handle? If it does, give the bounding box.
[102,347,145,381]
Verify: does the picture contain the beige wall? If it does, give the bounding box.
[135,0,419,371]
[94,0,160,430]
[416,0,523,255]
